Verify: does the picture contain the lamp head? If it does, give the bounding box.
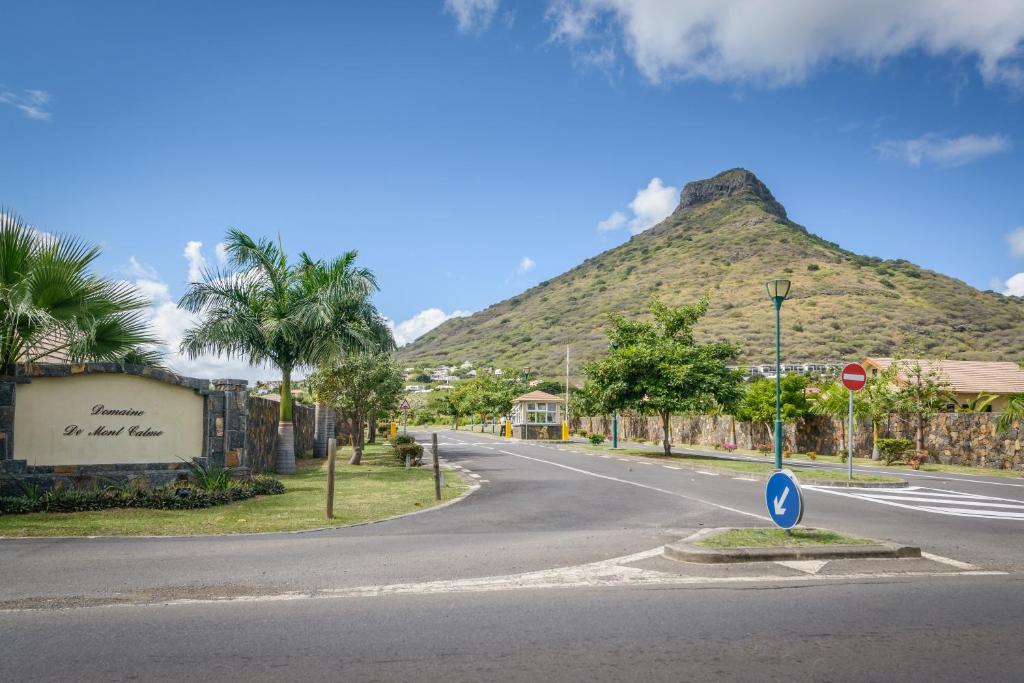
[766,278,792,301]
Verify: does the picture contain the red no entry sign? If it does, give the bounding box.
[841,363,867,391]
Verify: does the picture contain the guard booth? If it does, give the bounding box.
[510,391,564,440]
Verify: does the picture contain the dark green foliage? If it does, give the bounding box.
[0,476,285,516]
[876,438,914,466]
[189,459,233,490]
[807,263,820,271]
[588,433,605,444]
[394,434,416,445]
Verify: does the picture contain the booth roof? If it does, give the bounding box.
[514,390,563,402]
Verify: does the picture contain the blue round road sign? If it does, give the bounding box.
[765,469,803,529]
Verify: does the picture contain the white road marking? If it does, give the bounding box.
[634,461,654,466]
[600,456,611,459]
[776,560,828,574]
[732,477,757,481]
[663,466,682,470]
[469,473,482,479]
[921,552,977,570]
[695,471,720,476]
[498,449,769,521]
[479,479,490,483]
[805,485,1024,521]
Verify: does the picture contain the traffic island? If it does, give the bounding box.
[664,527,921,564]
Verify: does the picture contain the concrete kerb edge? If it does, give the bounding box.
[0,465,479,542]
[664,527,922,564]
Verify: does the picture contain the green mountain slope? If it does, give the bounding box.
[399,169,1024,377]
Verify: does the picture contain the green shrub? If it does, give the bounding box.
[877,438,913,466]
[588,433,605,444]
[807,263,820,271]
[394,434,416,445]
[0,477,285,516]
[189,459,233,490]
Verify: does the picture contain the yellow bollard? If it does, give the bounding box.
[390,421,398,439]
[562,421,569,441]
[504,420,512,438]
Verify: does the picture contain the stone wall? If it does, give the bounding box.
[293,404,315,457]
[573,412,1024,471]
[245,396,280,474]
[244,398,347,473]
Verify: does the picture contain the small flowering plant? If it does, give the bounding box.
[720,442,737,452]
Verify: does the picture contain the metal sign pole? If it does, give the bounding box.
[848,389,854,480]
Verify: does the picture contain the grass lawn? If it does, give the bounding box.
[570,443,902,483]
[0,443,469,537]
[697,527,874,548]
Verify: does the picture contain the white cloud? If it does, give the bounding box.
[597,210,627,231]
[545,1,1024,89]
[118,253,278,383]
[1003,273,1024,296]
[597,177,679,235]
[0,89,52,120]
[215,242,229,268]
[183,240,208,282]
[1006,228,1024,258]
[876,133,1012,167]
[627,177,678,234]
[444,0,500,33]
[386,308,472,347]
[517,256,536,274]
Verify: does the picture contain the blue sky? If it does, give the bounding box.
[3,1,1024,378]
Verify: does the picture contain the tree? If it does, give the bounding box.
[307,351,403,465]
[569,381,609,434]
[430,383,475,430]
[739,374,811,448]
[891,357,954,452]
[585,299,743,457]
[859,371,897,459]
[808,379,866,454]
[463,372,524,431]
[179,229,385,474]
[996,394,1024,435]
[0,210,157,371]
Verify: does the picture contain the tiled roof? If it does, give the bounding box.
[863,357,1024,395]
[514,390,563,402]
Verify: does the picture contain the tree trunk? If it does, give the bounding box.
[915,412,924,452]
[275,370,296,474]
[730,416,737,445]
[661,411,672,457]
[871,418,880,460]
[367,414,377,444]
[348,411,364,465]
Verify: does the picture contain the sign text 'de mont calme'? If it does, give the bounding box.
[63,404,166,439]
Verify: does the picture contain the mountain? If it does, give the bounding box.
[398,168,1024,378]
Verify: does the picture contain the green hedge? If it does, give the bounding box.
[0,476,285,516]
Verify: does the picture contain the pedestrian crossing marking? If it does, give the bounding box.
[804,485,1024,521]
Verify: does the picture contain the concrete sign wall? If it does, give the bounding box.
[14,373,204,466]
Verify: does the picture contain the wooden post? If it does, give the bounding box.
[326,437,337,519]
[432,432,441,501]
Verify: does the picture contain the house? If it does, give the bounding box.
[510,390,564,440]
[861,357,1024,412]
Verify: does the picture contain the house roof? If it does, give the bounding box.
[862,357,1024,395]
[514,390,563,402]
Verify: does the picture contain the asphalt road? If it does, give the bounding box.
[2,429,1023,681]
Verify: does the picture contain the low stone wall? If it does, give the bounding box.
[573,412,1024,471]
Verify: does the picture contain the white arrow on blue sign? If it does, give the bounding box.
[765,469,804,529]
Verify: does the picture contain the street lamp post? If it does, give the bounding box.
[612,409,618,449]
[766,278,792,470]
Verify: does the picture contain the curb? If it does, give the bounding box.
[663,528,921,564]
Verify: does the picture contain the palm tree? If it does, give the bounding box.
[0,210,156,371]
[179,229,387,474]
[996,394,1024,435]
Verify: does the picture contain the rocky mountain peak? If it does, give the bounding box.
[678,168,787,220]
